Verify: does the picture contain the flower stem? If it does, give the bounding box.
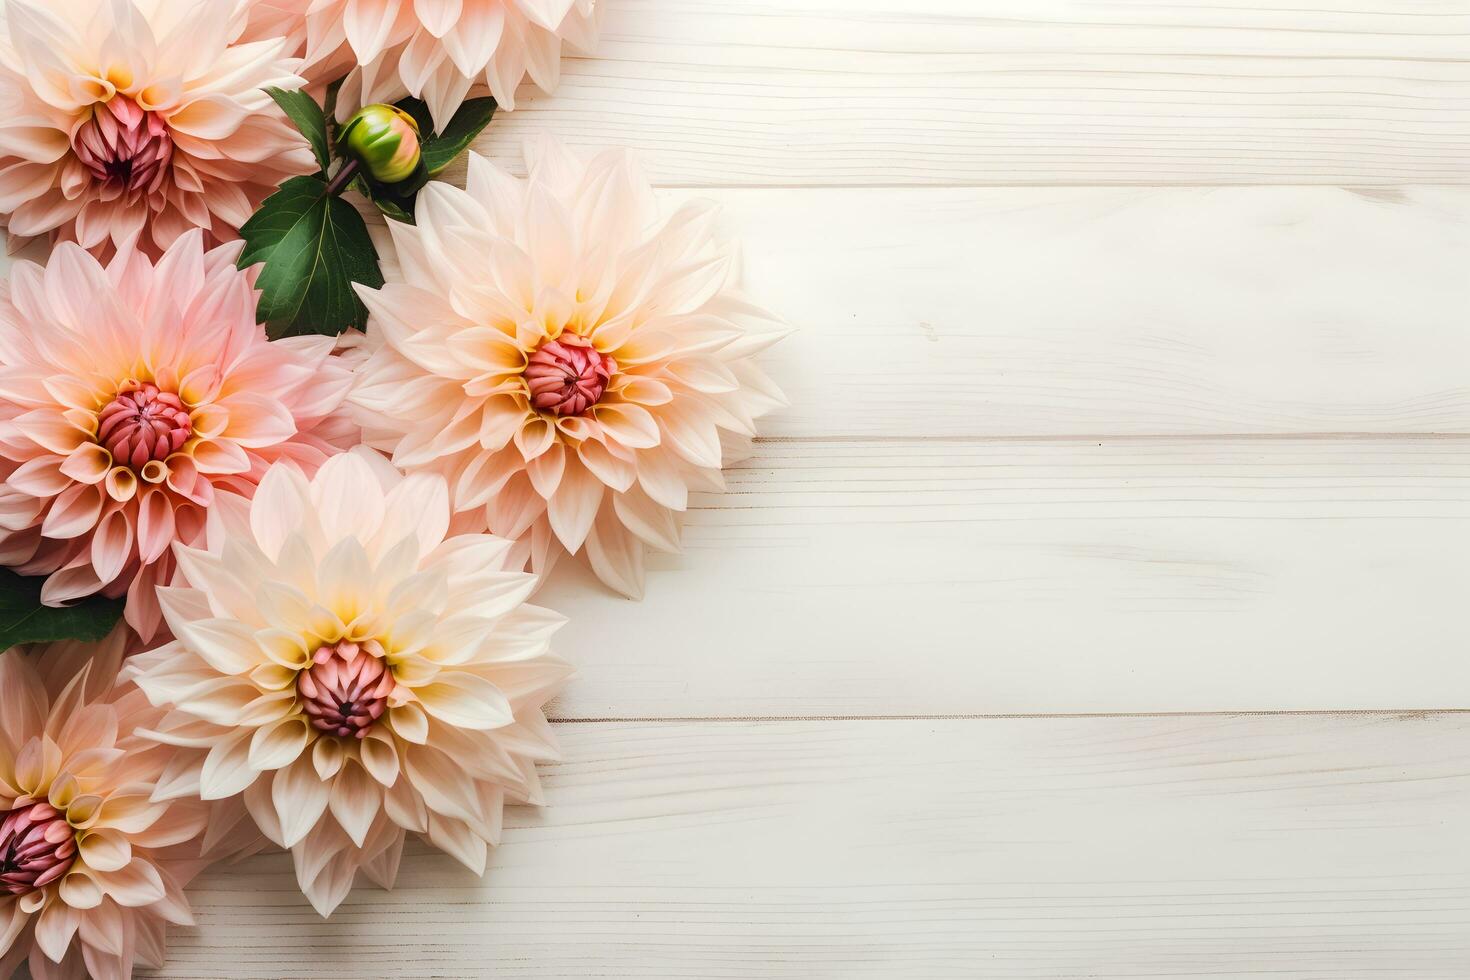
[326,159,359,197]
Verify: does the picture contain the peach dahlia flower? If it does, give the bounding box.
[0,630,212,980]
[253,0,602,129]
[0,231,354,641]
[126,450,573,917]
[346,139,787,598]
[0,0,316,257]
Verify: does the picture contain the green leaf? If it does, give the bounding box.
[395,96,497,176]
[0,569,124,649]
[239,175,383,338]
[266,87,330,174]
[371,195,415,224]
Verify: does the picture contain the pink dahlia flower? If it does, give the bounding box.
[126,450,573,917]
[0,630,212,980]
[0,231,355,640]
[0,0,317,257]
[250,0,602,129]
[346,138,788,598]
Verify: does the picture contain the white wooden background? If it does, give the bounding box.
[148,2,1470,977]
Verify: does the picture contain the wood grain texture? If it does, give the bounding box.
[472,0,1470,187]
[705,184,1470,438]
[29,1,1470,975]
[12,186,1469,438]
[146,714,1470,979]
[539,437,1470,717]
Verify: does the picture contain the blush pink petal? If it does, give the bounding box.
[346,138,790,599]
[248,0,602,129]
[0,632,220,980]
[0,0,317,258]
[0,233,357,640]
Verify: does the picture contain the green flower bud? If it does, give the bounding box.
[338,104,422,184]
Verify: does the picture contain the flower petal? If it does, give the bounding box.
[273,755,331,849]
[414,672,514,731]
[249,717,311,773]
[199,730,259,801]
[328,762,380,847]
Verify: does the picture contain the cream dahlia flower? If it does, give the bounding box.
[0,231,355,641]
[0,629,212,980]
[126,449,573,917]
[0,0,317,257]
[253,0,602,129]
[346,139,787,598]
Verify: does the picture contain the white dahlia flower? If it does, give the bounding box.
[346,138,787,598]
[248,0,602,129]
[0,0,317,257]
[126,449,572,916]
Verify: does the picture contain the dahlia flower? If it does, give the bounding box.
[346,138,787,598]
[0,0,317,257]
[254,0,602,129]
[126,449,573,917]
[0,231,355,640]
[0,629,212,980]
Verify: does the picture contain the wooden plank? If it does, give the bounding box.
[150,714,1470,979]
[705,184,1470,438]
[8,195,1469,439]
[537,438,1470,717]
[476,0,1470,186]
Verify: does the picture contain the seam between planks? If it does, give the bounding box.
[548,708,1470,723]
[754,433,1470,444]
[637,181,1470,190]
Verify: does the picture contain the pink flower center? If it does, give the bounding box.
[0,802,76,896]
[97,382,192,469]
[73,97,174,195]
[525,336,617,417]
[298,639,396,739]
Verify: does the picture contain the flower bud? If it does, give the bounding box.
[339,104,422,184]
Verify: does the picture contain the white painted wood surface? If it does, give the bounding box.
[155,716,1470,978]
[481,0,1470,186]
[541,437,1470,717]
[708,185,1470,439]
[142,0,1470,976]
